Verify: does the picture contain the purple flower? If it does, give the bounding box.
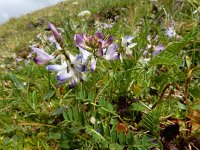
[78,47,97,71]
[90,56,97,71]
[104,44,119,60]
[31,47,54,65]
[102,35,114,48]
[165,27,176,38]
[48,22,62,43]
[74,34,88,49]
[46,53,85,88]
[152,45,165,56]
[74,31,114,52]
[48,35,62,50]
[102,22,115,29]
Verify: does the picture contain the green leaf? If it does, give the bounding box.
[85,126,106,143]
[43,89,55,100]
[80,112,85,125]
[104,125,110,137]
[67,108,73,121]
[63,111,69,121]
[46,132,61,140]
[73,105,79,121]
[77,91,86,100]
[99,96,106,106]
[177,101,187,110]
[51,106,66,116]
[9,74,24,90]
[99,123,105,136]
[111,130,118,143]
[109,144,123,150]
[126,131,134,145]
[119,131,126,145]
[88,92,95,101]
[193,105,200,110]
[129,102,147,112]
[59,140,71,149]
[140,111,160,133]
[107,103,114,112]
[189,85,200,100]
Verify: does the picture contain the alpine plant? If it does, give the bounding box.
[31,22,120,88]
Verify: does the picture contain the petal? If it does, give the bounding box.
[153,45,165,56]
[48,22,62,43]
[154,44,165,51]
[147,35,151,42]
[109,53,120,60]
[57,70,73,81]
[143,50,148,56]
[103,23,115,29]
[78,47,92,63]
[68,53,76,63]
[127,43,137,49]
[46,64,66,72]
[103,35,114,48]
[55,43,62,50]
[33,57,49,65]
[74,34,87,49]
[31,47,53,60]
[97,47,103,57]
[106,43,118,58]
[95,31,103,40]
[90,57,97,71]
[69,78,78,89]
[122,36,134,46]
[126,48,132,56]
[48,35,56,43]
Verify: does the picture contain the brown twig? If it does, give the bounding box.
[18,121,56,128]
[183,69,193,102]
[152,83,179,109]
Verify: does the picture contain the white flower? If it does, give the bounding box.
[121,36,137,59]
[77,10,91,18]
[90,116,96,124]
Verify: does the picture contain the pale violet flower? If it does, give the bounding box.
[152,45,165,56]
[48,35,62,50]
[48,22,62,43]
[46,54,85,88]
[122,36,137,57]
[104,44,119,60]
[102,22,115,29]
[165,27,176,38]
[78,47,97,71]
[143,35,165,57]
[31,47,54,65]
[90,56,97,71]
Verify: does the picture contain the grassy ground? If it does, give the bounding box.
[0,0,200,149]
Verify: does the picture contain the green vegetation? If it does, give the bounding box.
[0,0,200,149]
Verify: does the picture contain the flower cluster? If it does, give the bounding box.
[74,31,119,70]
[30,19,176,88]
[31,22,120,88]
